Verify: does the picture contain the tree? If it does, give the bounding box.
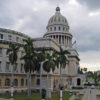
[92,72,100,85]
[86,71,100,86]
[21,38,36,100]
[56,47,70,100]
[36,48,47,94]
[43,52,57,100]
[7,44,20,98]
[83,68,87,74]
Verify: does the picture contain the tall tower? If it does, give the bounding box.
[44,7,72,49]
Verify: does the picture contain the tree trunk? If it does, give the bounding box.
[46,72,49,100]
[29,73,31,97]
[40,62,43,94]
[11,65,14,99]
[27,72,30,100]
[59,65,62,100]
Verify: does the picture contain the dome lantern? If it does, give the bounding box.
[56,6,60,12]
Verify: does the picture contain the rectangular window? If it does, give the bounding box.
[0,61,2,72]
[6,62,10,72]
[21,64,23,73]
[6,49,10,56]
[0,48,2,56]
[8,35,12,40]
[14,63,17,72]
[16,37,19,42]
[21,51,24,57]
[0,34,3,40]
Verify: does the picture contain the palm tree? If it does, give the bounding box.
[7,44,20,98]
[56,47,70,100]
[83,68,87,74]
[43,52,57,100]
[21,38,36,100]
[36,48,47,94]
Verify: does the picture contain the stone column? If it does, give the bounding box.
[67,36,69,46]
[64,36,66,45]
[61,35,62,45]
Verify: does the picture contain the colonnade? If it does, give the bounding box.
[47,35,72,47]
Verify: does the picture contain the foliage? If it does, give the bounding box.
[7,44,19,65]
[86,72,100,85]
[35,48,49,72]
[21,38,36,73]
[78,67,83,74]
[43,52,57,73]
[56,47,70,68]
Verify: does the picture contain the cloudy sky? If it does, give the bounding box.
[0,0,100,71]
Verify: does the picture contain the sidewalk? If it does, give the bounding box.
[69,95,75,100]
[82,89,96,100]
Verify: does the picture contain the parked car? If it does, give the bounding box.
[91,85,95,89]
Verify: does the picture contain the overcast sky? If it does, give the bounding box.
[0,0,100,71]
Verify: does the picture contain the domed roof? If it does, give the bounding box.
[47,7,69,27]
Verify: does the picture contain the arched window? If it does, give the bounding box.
[36,79,40,85]
[5,78,10,86]
[21,79,24,86]
[54,27,56,31]
[14,79,18,86]
[58,27,61,31]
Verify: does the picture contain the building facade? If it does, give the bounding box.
[0,7,80,93]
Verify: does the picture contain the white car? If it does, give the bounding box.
[91,85,95,89]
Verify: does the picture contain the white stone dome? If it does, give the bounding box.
[47,7,69,28]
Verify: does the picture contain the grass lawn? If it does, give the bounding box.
[75,94,83,100]
[97,95,100,100]
[0,92,71,100]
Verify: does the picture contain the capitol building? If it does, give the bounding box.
[0,7,80,92]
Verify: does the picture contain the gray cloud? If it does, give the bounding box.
[77,0,100,10]
[0,0,100,70]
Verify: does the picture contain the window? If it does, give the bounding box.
[0,62,1,71]
[20,64,23,73]
[0,34,3,40]
[14,63,17,72]
[63,27,65,31]
[21,79,24,86]
[0,79,1,86]
[14,79,18,86]
[0,48,2,56]
[26,79,27,86]
[36,79,40,85]
[58,17,60,22]
[5,79,10,86]
[16,37,19,42]
[6,49,10,56]
[21,52,24,57]
[54,18,56,22]
[54,27,56,31]
[8,35,12,40]
[6,62,10,72]
[50,27,52,31]
[58,27,61,31]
